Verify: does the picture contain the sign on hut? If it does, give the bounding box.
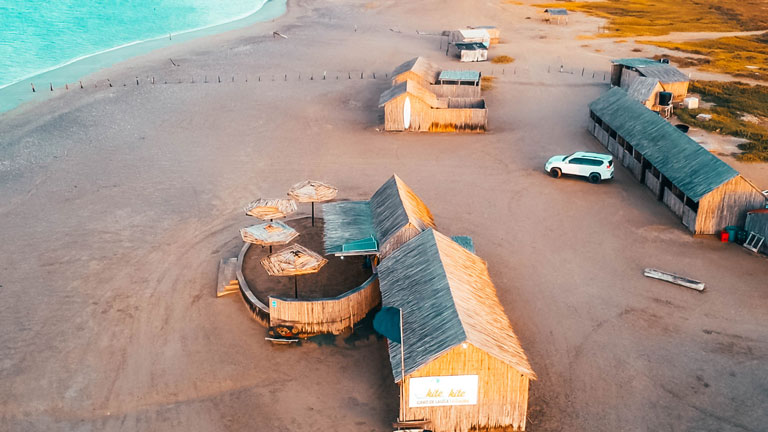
[323,174,435,258]
[378,80,487,132]
[588,88,767,234]
[377,229,535,432]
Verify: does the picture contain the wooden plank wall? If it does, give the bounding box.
[268,275,381,336]
[400,343,530,432]
[430,84,481,98]
[663,188,685,218]
[696,176,768,234]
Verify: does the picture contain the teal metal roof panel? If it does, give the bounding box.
[451,235,476,253]
[439,70,481,81]
[322,201,376,254]
[589,87,738,201]
[612,58,662,68]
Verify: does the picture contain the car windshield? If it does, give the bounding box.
[563,152,575,161]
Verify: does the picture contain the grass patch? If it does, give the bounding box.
[481,76,496,91]
[644,34,768,81]
[677,81,768,161]
[491,55,515,64]
[534,0,768,37]
[652,54,711,69]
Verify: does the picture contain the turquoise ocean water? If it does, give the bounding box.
[0,0,286,114]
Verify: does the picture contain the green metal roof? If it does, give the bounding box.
[589,87,738,201]
[322,201,375,254]
[451,235,475,253]
[439,70,481,82]
[611,58,662,68]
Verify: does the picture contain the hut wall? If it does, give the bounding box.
[660,81,689,101]
[268,275,380,336]
[620,68,641,91]
[430,107,487,132]
[384,94,435,132]
[610,64,623,87]
[380,224,422,258]
[459,49,488,63]
[696,176,768,234]
[400,343,530,432]
[393,71,433,90]
[683,206,697,231]
[430,84,481,98]
[663,188,685,219]
[645,170,661,196]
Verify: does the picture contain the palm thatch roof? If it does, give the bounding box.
[240,221,299,246]
[244,198,298,220]
[590,87,737,201]
[377,228,536,381]
[378,80,445,108]
[391,57,441,85]
[323,175,436,255]
[261,244,327,276]
[287,180,338,203]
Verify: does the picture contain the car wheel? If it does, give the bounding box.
[588,173,601,184]
[550,168,561,179]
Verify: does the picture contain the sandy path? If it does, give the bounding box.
[1,1,767,431]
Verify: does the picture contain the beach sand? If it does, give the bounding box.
[1,0,767,431]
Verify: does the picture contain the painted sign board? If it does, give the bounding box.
[408,375,478,407]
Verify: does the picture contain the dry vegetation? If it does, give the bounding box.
[481,76,496,91]
[491,55,515,64]
[677,81,768,161]
[534,0,768,36]
[645,34,768,82]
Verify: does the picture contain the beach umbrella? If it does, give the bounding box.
[287,180,338,226]
[261,243,328,298]
[240,220,299,253]
[244,198,297,221]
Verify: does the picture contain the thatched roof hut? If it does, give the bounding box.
[391,57,442,89]
[323,175,435,258]
[378,228,535,432]
[611,58,690,101]
[588,88,766,234]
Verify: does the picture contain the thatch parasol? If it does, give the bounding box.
[261,243,328,297]
[240,220,299,253]
[244,198,297,221]
[287,180,338,226]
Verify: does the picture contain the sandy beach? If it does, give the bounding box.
[1,0,767,431]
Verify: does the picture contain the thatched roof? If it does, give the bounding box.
[287,180,338,203]
[261,244,327,276]
[378,80,444,108]
[391,57,441,85]
[323,175,436,255]
[590,87,737,201]
[244,198,298,220]
[378,229,536,381]
[240,221,299,246]
[627,76,662,103]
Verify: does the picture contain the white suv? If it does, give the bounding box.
[545,152,614,184]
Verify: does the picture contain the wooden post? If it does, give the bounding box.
[31,83,36,93]
[294,276,298,298]
[311,202,315,226]
[399,308,406,421]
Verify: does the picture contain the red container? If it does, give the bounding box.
[720,231,729,242]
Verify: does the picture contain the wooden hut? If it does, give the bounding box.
[449,42,488,63]
[627,76,664,110]
[448,29,491,47]
[379,80,487,132]
[392,57,442,89]
[543,8,568,24]
[323,175,436,258]
[588,88,767,234]
[611,58,690,101]
[468,26,500,44]
[433,70,482,98]
[745,209,768,254]
[377,229,536,432]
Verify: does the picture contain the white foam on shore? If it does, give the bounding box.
[0,0,269,91]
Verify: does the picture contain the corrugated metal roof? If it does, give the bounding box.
[379,229,535,380]
[439,70,481,81]
[627,77,661,102]
[544,8,568,15]
[454,42,487,51]
[391,57,441,84]
[612,58,662,68]
[322,201,374,254]
[589,88,738,201]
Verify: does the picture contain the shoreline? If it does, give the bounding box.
[0,0,287,115]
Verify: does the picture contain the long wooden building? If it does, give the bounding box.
[323,175,436,258]
[377,229,535,432]
[589,88,766,234]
